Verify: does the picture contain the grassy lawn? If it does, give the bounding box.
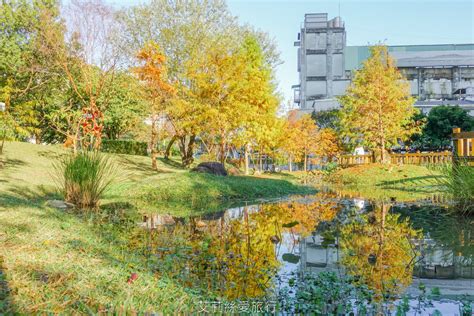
[0,196,200,313]
[0,141,313,313]
[1,141,314,216]
[326,163,444,201]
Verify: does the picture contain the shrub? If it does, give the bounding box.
[323,161,339,174]
[54,151,115,209]
[437,161,474,214]
[101,139,148,156]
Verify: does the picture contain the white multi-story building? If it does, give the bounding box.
[293,13,474,115]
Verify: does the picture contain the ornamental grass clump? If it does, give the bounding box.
[55,151,115,209]
[437,161,474,214]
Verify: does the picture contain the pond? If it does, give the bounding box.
[139,190,473,315]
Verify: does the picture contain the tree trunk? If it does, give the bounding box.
[219,132,226,164]
[259,151,263,173]
[150,117,158,170]
[164,135,177,160]
[304,149,308,172]
[178,135,196,167]
[72,138,78,155]
[244,144,250,175]
[73,129,80,155]
[185,136,196,166]
[35,132,41,144]
[289,155,293,172]
[1,96,9,155]
[0,129,6,155]
[377,202,388,303]
[380,135,386,163]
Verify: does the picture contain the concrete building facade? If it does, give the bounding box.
[293,13,474,115]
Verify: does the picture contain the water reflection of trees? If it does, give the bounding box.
[135,193,340,300]
[394,204,474,277]
[339,203,420,301]
[204,194,340,299]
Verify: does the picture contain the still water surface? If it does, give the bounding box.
[142,190,473,314]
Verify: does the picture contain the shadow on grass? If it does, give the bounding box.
[378,175,441,187]
[0,256,15,314]
[117,156,171,176]
[328,183,443,202]
[157,157,184,169]
[0,220,33,235]
[1,186,60,209]
[1,158,27,170]
[378,185,438,195]
[37,150,64,160]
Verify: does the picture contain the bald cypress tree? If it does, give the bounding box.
[339,45,423,163]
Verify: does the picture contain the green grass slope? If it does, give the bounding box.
[1,141,313,216]
[327,163,443,201]
[0,141,314,313]
[0,198,199,314]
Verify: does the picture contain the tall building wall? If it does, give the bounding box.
[294,13,351,110]
[294,13,474,114]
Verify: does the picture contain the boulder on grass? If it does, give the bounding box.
[46,200,75,210]
[191,162,227,176]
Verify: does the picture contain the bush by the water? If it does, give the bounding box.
[54,151,115,209]
[101,139,148,156]
[437,162,474,214]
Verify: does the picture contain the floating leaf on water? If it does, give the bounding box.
[282,221,299,228]
[282,253,300,264]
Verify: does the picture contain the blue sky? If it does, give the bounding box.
[109,0,474,103]
[227,0,474,104]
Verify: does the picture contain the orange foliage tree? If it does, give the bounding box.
[282,112,341,171]
[134,42,175,170]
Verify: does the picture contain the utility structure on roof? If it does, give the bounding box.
[293,13,474,115]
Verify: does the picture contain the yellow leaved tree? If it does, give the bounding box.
[189,34,280,168]
[282,112,319,171]
[339,45,423,163]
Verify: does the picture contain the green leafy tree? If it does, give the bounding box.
[413,106,474,148]
[102,72,147,140]
[339,45,423,162]
[0,0,63,150]
[311,109,341,130]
